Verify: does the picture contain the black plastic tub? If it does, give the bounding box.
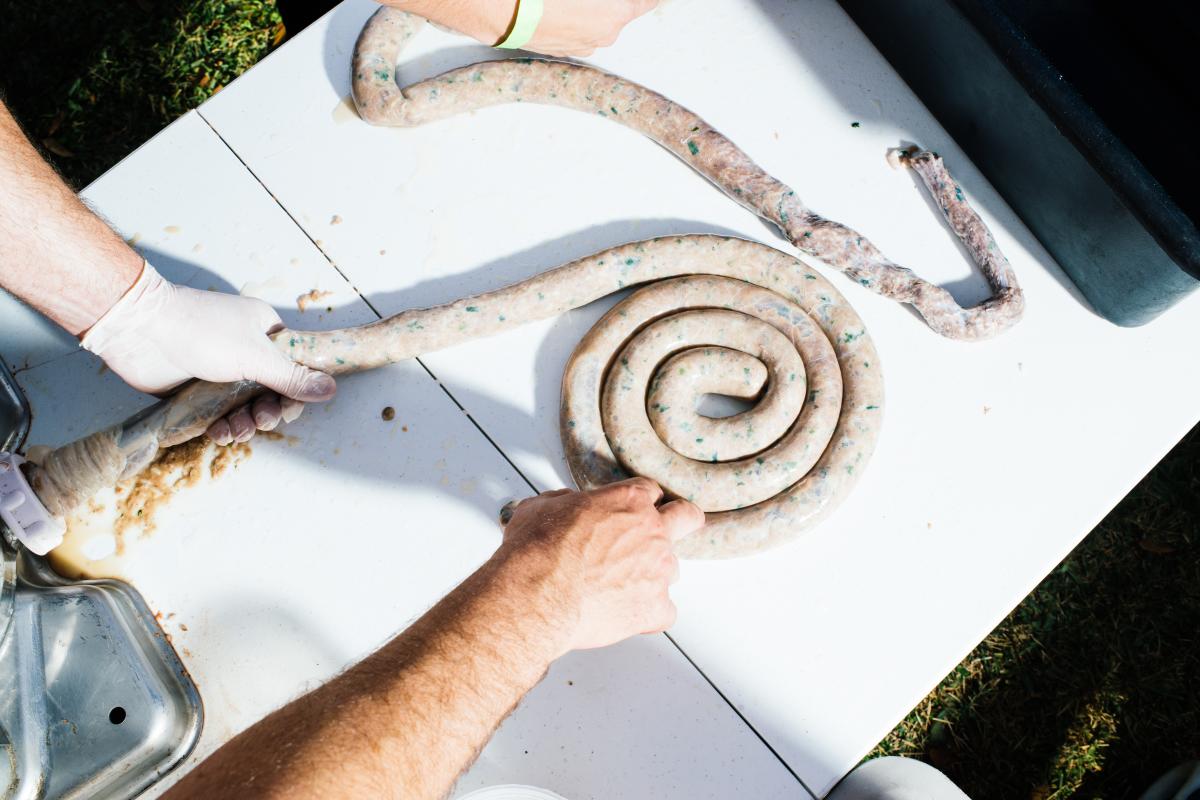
[838,0,1200,326]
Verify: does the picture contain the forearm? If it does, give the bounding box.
[0,100,141,336]
[164,546,572,800]
[379,0,517,45]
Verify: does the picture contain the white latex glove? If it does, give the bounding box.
[81,262,336,444]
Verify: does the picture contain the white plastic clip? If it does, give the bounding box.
[0,452,66,555]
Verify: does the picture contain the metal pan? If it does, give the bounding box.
[0,353,203,799]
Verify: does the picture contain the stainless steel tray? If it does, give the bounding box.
[0,354,203,799]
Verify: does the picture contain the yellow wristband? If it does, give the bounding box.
[495,0,544,50]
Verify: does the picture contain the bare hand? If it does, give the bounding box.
[524,0,659,56]
[390,0,658,57]
[496,478,704,655]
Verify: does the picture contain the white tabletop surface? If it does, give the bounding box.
[4,0,1199,797]
[4,113,804,798]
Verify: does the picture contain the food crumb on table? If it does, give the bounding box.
[102,438,253,548]
[297,288,333,311]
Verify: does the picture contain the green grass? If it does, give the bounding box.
[3,8,1198,796]
[0,0,284,188]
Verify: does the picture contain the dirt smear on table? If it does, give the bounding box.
[49,438,254,581]
[110,438,253,550]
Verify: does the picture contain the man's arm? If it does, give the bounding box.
[383,0,658,57]
[163,479,704,800]
[0,100,333,441]
[0,100,142,335]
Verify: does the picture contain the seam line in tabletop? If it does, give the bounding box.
[418,359,540,496]
[196,104,820,796]
[194,110,812,787]
[194,110,542,495]
[664,631,818,800]
[197,101,816,795]
[195,110,380,317]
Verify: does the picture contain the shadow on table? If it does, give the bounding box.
[197,591,350,687]
[742,0,1097,316]
[315,0,1095,329]
[29,214,747,527]
[358,213,752,318]
[20,227,850,795]
[7,246,522,528]
[357,214,757,490]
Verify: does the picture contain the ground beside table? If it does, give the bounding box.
[198,0,1200,795]
[2,113,805,798]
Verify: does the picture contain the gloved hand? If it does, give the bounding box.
[81,262,336,445]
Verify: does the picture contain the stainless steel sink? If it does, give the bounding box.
[0,359,203,799]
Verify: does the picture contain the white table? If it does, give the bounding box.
[4,111,805,799]
[4,0,1199,797]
